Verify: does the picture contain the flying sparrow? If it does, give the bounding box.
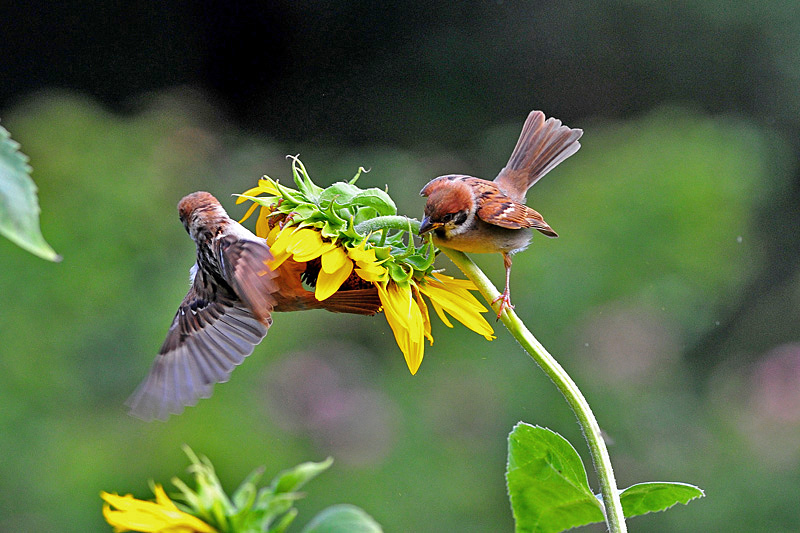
[419,110,582,318]
[127,191,381,421]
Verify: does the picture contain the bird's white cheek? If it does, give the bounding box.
[444,210,475,237]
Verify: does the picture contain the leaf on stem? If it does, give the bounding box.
[507,423,604,533]
[618,481,704,518]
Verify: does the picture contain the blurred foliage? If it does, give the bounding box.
[0,90,798,533]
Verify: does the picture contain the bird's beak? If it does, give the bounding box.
[418,216,440,235]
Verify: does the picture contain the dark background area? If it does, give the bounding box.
[1,1,799,531]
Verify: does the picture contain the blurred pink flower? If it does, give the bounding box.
[749,343,800,424]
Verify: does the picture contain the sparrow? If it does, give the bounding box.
[127,191,381,421]
[419,110,582,318]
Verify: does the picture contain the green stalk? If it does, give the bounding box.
[354,215,417,235]
[356,215,626,531]
[442,248,627,533]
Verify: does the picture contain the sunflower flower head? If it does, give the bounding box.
[102,446,334,533]
[101,484,215,533]
[237,156,494,374]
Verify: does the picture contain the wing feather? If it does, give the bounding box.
[217,235,279,321]
[126,273,269,420]
[474,181,558,236]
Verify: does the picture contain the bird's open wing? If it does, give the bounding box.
[126,274,270,421]
[127,237,279,421]
[217,235,279,322]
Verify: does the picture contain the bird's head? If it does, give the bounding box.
[418,175,474,237]
[177,191,227,237]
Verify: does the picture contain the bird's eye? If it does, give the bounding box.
[442,213,455,222]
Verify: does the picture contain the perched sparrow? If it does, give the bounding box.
[127,191,381,421]
[419,110,582,318]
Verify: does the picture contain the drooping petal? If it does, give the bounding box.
[265,224,282,246]
[378,282,424,374]
[315,249,354,301]
[430,272,480,290]
[254,205,272,238]
[346,240,389,282]
[428,296,454,328]
[418,282,495,340]
[412,284,433,344]
[266,226,295,269]
[321,245,348,273]
[237,202,259,224]
[346,240,379,264]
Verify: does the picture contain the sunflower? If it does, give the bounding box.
[101,485,215,533]
[236,158,494,374]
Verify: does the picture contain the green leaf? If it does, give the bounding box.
[618,482,704,518]
[272,457,333,494]
[507,423,604,533]
[318,182,361,207]
[301,504,383,533]
[350,188,397,216]
[0,125,60,261]
[352,206,379,226]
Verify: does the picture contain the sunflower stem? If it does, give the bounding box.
[441,248,627,533]
[354,215,420,235]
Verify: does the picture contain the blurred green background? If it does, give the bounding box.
[2,2,800,531]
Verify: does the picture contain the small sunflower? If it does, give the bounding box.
[101,485,215,533]
[237,157,494,374]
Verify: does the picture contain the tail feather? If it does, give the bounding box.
[318,288,382,315]
[494,110,582,200]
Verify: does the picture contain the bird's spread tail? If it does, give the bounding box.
[494,110,583,199]
[316,288,382,315]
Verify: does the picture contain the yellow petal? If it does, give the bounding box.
[100,490,216,533]
[413,284,433,344]
[419,283,495,340]
[239,178,280,199]
[237,202,259,224]
[321,246,348,273]
[237,187,261,202]
[286,228,325,259]
[354,266,388,283]
[378,282,424,374]
[431,272,479,290]
[422,282,487,313]
[428,297,454,328]
[269,225,296,254]
[266,226,298,269]
[266,224,282,246]
[315,259,353,301]
[254,206,271,238]
[346,241,379,264]
[153,485,179,512]
[294,240,335,262]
